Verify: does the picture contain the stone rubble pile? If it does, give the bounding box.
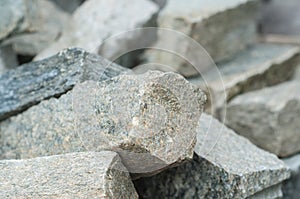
[1,0,300,198]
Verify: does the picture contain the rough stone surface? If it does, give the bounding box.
[0,45,18,74]
[35,0,159,63]
[0,151,138,198]
[226,80,300,157]
[144,0,258,77]
[0,47,128,121]
[0,71,205,176]
[282,154,300,199]
[0,0,69,56]
[134,113,290,199]
[189,43,300,117]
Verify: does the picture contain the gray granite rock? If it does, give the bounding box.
[134,113,290,199]
[0,47,128,121]
[282,154,300,199]
[189,43,300,117]
[0,71,206,176]
[226,80,300,157]
[144,0,258,77]
[0,45,18,74]
[0,0,69,56]
[0,151,138,198]
[35,0,159,64]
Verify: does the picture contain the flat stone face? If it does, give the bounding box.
[134,114,290,199]
[0,47,128,121]
[189,43,300,117]
[35,0,158,62]
[282,154,300,199]
[0,71,205,176]
[0,45,18,75]
[226,80,300,157]
[0,151,138,198]
[0,0,69,56]
[144,0,258,77]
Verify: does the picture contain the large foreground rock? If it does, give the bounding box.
[0,71,206,176]
[35,0,159,64]
[134,114,290,199]
[0,0,69,56]
[0,47,128,121]
[282,153,300,199]
[189,43,300,117]
[226,80,300,157]
[0,151,138,198]
[144,0,258,77]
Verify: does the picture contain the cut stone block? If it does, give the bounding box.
[226,80,300,157]
[282,153,300,199]
[134,113,290,199]
[0,71,205,176]
[0,47,128,121]
[0,0,69,56]
[34,0,159,64]
[0,45,18,74]
[144,0,258,77]
[0,151,138,198]
[189,43,300,117]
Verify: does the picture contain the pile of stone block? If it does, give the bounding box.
[1,0,300,198]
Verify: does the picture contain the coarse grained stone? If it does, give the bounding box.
[0,45,18,75]
[0,47,129,121]
[144,0,258,77]
[134,113,290,199]
[0,0,69,56]
[0,71,206,176]
[189,43,300,117]
[226,80,300,157]
[0,151,138,198]
[34,0,159,64]
[282,153,300,199]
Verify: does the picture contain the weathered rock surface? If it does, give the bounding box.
[0,0,69,56]
[282,154,300,199]
[0,47,128,121]
[0,45,18,74]
[189,43,300,117]
[35,0,159,64]
[144,0,258,77]
[0,151,138,198]
[134,113,290,199]
[226,80,300,157]
[0,71,205,175]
